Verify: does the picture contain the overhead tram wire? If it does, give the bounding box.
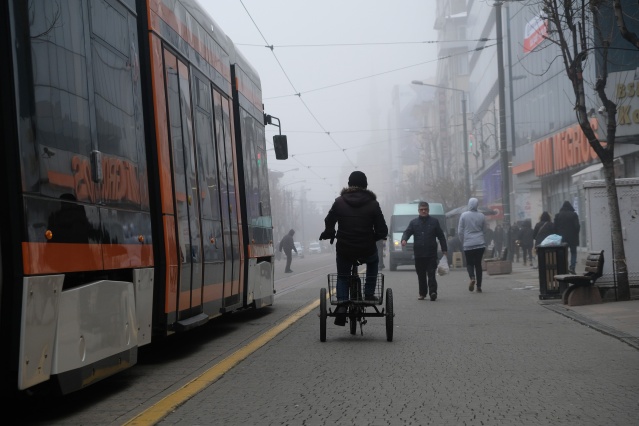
[263,45,496,100]
[239,1,494,178]
[238,0,356,169]
[236,38,492,48]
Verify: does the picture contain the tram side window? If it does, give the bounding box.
[241,111,259,220]
[24,0,143,204]
[255,121,271,218]
[193,76,221,221]
[91,11,139,161]
[28,2,91,158]
[240,108,272,244]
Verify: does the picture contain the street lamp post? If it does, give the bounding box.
[495,1,513,259]
[411,80,471,201]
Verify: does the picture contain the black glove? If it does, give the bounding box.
[319,229,336,243]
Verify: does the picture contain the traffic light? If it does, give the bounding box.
[257,152,262,166]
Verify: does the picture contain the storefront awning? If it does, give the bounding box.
[571,158,623,185]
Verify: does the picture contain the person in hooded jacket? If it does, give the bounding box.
[401,201,447,301]
[517,220,534,267]
[458,198,486,293]
[532,211,555,263]
[319,171,388,326]
[554,200,580,274]
[278,229,298,273]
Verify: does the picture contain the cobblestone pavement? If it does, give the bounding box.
[156,262,639,426]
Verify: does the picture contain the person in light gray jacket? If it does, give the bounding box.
[458,198,486,293]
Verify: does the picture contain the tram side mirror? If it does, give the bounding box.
[273,135,288,160]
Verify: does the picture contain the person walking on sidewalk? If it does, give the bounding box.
[532,211,555,268]
[319,171,388,325]
[517,220,534,267]
[278,229,298,273]
[554,200,580,274]
[401,201,447,301]
[510,222,521,262]
[458,198,486,293]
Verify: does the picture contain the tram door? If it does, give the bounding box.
[164,51,204,318]
[213,91,241,309]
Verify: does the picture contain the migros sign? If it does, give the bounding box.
[533,118,601,177]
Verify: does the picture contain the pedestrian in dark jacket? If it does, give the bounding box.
[517,220,534,266]
[510,222,521,262]
[319,171,388,325]
[401,201,448,301]
[533,211,555,249]
[493,224,504,257]
[554,200,580,273]
[278,229,298,273]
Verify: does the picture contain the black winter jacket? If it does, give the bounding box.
[554,201,580,246]
[532,220,555,247]
[322,187,388,261]
[517,223,534,249]
[401,215,447,258]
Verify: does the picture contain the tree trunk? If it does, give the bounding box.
[603,161,630,300]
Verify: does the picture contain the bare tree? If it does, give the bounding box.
[613,0,639,48]
[540,0,631,300]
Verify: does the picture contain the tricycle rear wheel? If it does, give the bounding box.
[385,288,394,342]
[349,307,357,335]
[319,288,327,342]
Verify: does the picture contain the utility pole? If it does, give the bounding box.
[495,1,512,258]
[462,97,470,201]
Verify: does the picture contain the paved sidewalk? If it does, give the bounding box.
[504,260,639,349]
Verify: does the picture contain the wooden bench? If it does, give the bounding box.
[554,250,604,306]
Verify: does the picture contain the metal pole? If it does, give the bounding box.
[462,97,470,200]
[506,3,516,156]
[496,1,512,258]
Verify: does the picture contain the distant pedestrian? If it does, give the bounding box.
[510,222,521,262]
[278,229,298,273]
[533,212,555,251]
[554,201,580,274]
[401,201,447,301]
[484,226,494,253]
[458,198,486,293]
[517,220,534,267]
[493,224,504,257]
[446,228,463,267]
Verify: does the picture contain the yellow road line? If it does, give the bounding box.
[124,299,320,426]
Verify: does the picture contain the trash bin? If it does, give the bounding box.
[537,244,568,300]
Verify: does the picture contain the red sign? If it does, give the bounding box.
[524,15,548,53]
[488,204,504,220]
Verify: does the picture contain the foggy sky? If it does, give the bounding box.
[202,0,438,207]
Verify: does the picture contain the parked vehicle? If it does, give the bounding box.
[294,241,305,257]
[308,241,322,254]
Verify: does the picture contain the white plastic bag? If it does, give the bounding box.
[540,234,562,246]
[437,256,450,276]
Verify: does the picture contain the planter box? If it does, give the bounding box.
[485,260,512,275]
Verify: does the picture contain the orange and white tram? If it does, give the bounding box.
[0,0,286,395]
